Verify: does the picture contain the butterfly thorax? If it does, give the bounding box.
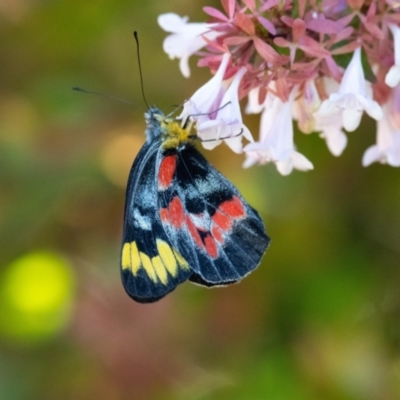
[145,106,195,150]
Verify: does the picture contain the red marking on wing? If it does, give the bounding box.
[219,196,246,219]
[158,155,176,190]
[204,234,219,258]
[160,208,169,224]
[212,210,233,231]
[169,197,185,228]
[211,225,223,243]
[186,216,203,249]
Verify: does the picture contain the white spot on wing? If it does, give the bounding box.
[134,208,152,230]
[190,212,211,231]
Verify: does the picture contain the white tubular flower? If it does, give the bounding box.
[181,54,252,153]
[319,47,383,132]
[389,81,400,129]
[242,91,279,168]
[243,94,313,175]
[158,13,220,78]
[293,79,321,134]
[313,77,347,156]
[245,87,265,114]
[182,53,230,118]
[315,111,348,156]
[196,67,253,153]
[362,105,400,167]
[385,24,400,88]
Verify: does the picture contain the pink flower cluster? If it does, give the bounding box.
[158,0,400,174]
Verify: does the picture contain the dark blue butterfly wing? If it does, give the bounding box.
[156,145,270,287]
[121,139,192,303]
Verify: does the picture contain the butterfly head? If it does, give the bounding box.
[144,106,195,150]
[144,107,166,142]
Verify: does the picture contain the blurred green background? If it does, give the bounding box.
[1,1,400,399]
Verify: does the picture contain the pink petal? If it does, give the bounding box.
[242,0,256,11]
[324,56,342,81]
[334,27,354,42]
[259,0,281,12]
[287,69,318,81]
[280,15,294,28]
[306,16,342,34]
[298,36,330,58]
[234,12,255,36]
[224,36,252,45]
[386,14,400,24]
[221,0,236,19]
[337,12,356,28]
[203,7,229,21]
[363,20,385,40]
[292,18,306,42]
[366,1,376,17]
[253,37,284,64]
[298,0,306,17]
[228,0,236,18]
[346,0,365,9]
[257,16,276,35]
[331,41,360,55]
[202,35,227,52]
[291,60,319,72]
[198,54,225,68]
[273,37,291,48]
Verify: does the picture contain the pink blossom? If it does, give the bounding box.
[158,1,400,172]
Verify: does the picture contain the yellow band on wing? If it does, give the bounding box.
[173,249,189,270]
[157,239,178,277]
[121,243,131,270]
[152,255,168,285]
[140,251,158,283]
[121,240,189,285]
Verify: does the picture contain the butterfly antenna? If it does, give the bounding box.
[133,31,150,110]
[72,87,134,105]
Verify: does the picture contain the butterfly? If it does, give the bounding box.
[121,107,270,303]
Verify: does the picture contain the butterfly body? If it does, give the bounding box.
[121,107,270,303]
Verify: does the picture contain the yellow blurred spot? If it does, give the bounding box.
[5,253,71,313]
[0,251,75,342]
[101,128,143,187]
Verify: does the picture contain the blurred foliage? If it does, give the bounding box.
[1,0,400,399]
